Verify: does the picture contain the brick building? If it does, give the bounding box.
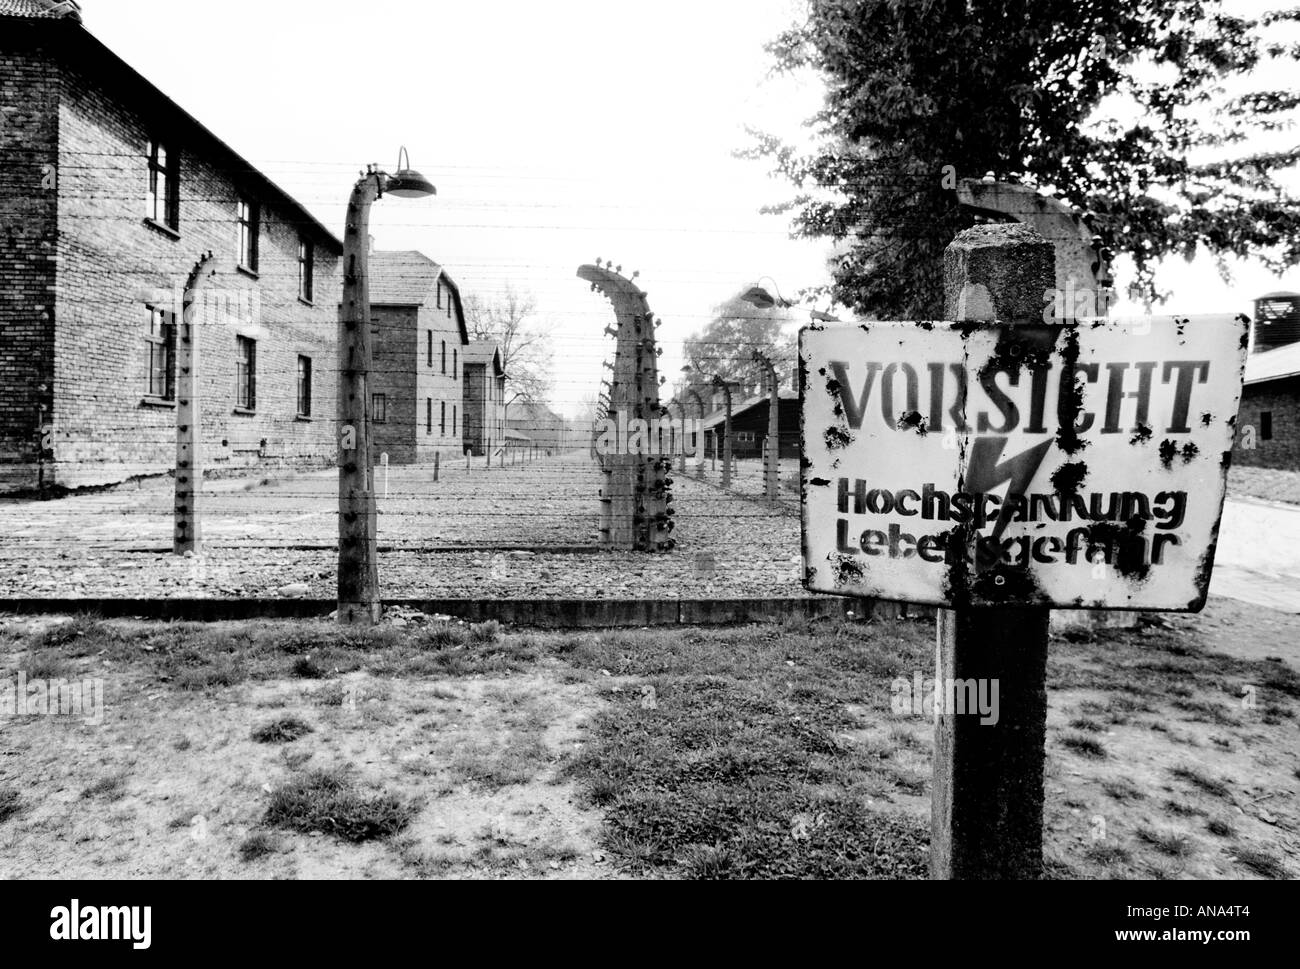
[1231,292,1300,471]
[1237,342,1300,470]
[1,2,342,492]
[368,250,471,464]
[506,399,574,452]
[462,342,506,456]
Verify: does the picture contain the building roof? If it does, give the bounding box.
[0,0,80,19]
[369,250,441,304]
[463,341,505,377]
[1245,341,1300,386]
[507,400,566,428]
[699,390,799,431]
[369,250,470,345]
[3,12,340,253]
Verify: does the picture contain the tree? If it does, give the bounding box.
[463,284,553,402]
[679,288,798,403]
[745,0,1300,318]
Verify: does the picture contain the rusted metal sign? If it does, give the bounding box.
[801,316,1250,611]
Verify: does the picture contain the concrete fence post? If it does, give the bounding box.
[174,251,217,556]
[931,222,1056,880]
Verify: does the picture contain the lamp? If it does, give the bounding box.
[740,277,793,310]
[385,147,437,199]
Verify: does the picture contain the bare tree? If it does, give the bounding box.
[463,284,553,403]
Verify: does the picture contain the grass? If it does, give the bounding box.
[1207,817,1237,838]
[291,656,327,679]
[469,621,502,644]
[18,653,73,680]
[6,609,1297,880]
[251,716,313,744]
[81,772,129,802]
[238,832,279,862]
[27,613,111,652]
[561,621,933,879]
[1069,717,1106,733]
[263,767,415,844]
[1164,799,1205,817]
[1232,845,1290,879]
[1084,842,1132,866]
[450,735,551,790]
[1101,778,1145,802]
[1169,765,1233,800]
[420,625,469,649]
[0,786,20,824]
[1136,826,1194,858]
[1060,733,1107,758]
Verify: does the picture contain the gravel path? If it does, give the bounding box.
[0,452,807,600]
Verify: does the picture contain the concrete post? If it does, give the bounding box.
[688,388,707,479]
[753,352,779,500]
[174,251,217,555]
[716,378,733,490]
[580,263,672,551]
[337,174,382,626]
[956,180,1133,635]
[931,222,1055,880]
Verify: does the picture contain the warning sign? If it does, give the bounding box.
[800,316,1249,611]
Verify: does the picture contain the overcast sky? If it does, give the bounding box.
[87,0,1300,417]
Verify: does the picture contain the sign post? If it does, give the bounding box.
[799,223,1249,878]
[936,224,1054,879]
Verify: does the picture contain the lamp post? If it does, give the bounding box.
[337,148,436,627]
[750,350,780,501]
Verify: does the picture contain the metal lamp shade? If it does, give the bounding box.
[386,169,437,199]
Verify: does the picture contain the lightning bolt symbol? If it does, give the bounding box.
[963,435,1054,550]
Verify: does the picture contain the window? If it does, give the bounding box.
[297,238,313,302]
[297,355,312,418]
[436,282,442,309]
[453,404,457,436]
[426,398,433,435]
[452,349,458,380]
[441,340,447,374]
[235,336,256,411]
[146,139,179,229]
[736,431,756,444]
[440,401,446,436]
[372,393,387,423]
[144,306,176,400]
[427,331,434,368]
[238,199,259,271]
[1261,411,1274,441]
